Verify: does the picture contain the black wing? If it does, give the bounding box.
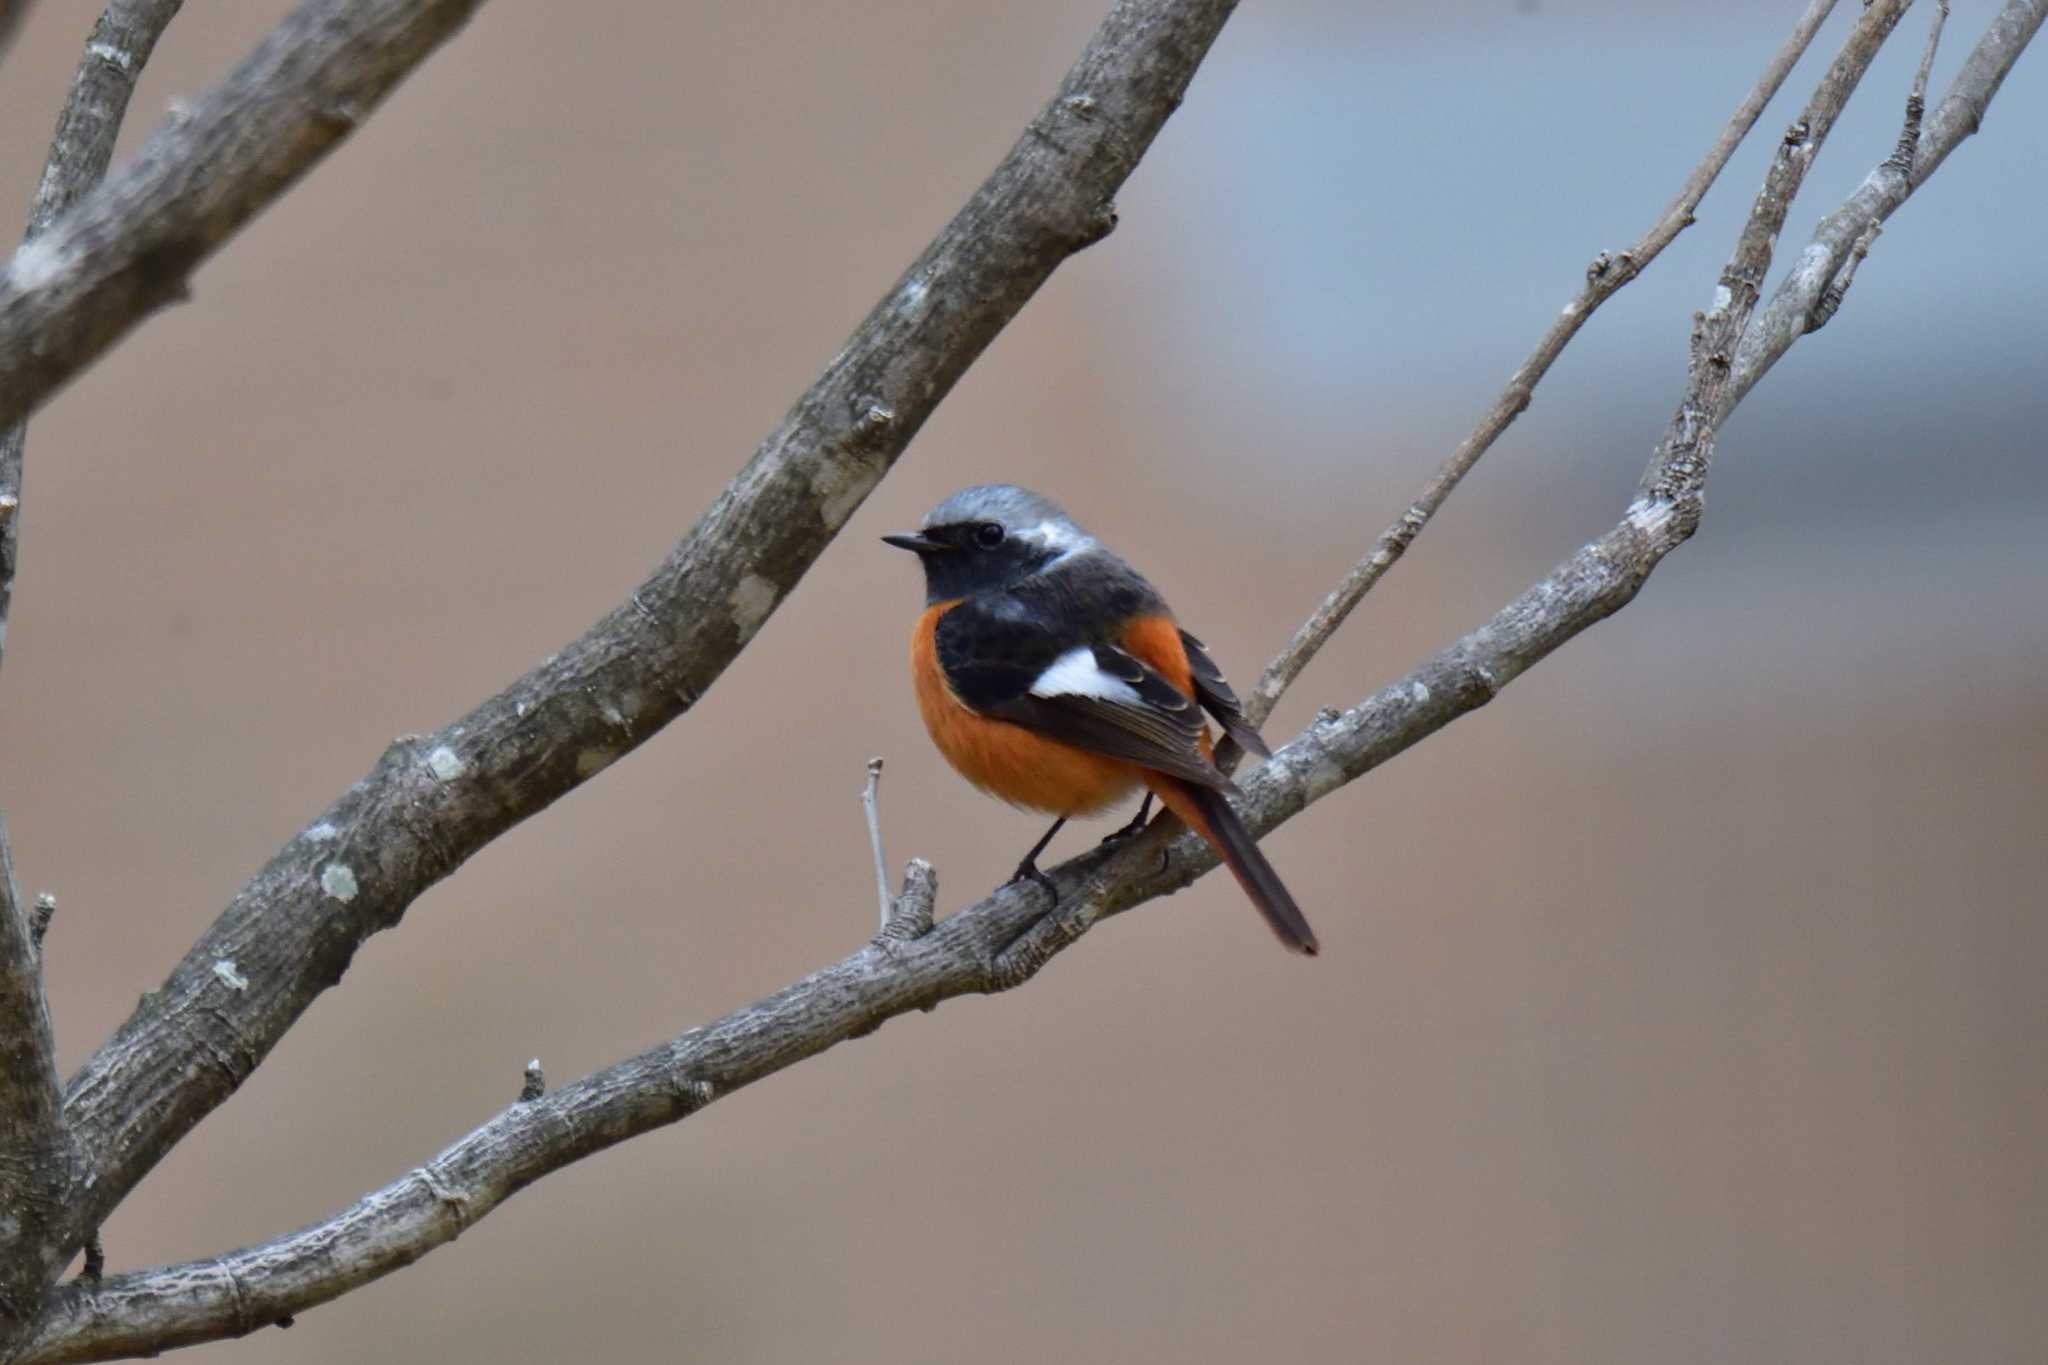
[935,598,1230,791]
[1179,629,1271,758]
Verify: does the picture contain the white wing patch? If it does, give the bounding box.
[1029,646,1140,703]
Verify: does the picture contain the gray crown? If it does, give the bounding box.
[921,484,1086,536]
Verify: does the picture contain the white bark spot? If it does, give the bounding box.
[8,237,72,292]
[1712,284,1732,312]
[729,574,778,636]
[811,459,874,531]
[1625,498,1675,537]
[212,959,249,991]
[1304,748,1345,803]
[87,40,136,73]
[426,746,466,781]
[321,863,359,902]
[306,821,339,842]
[576,747,617,778]
[1409,680,1430,705]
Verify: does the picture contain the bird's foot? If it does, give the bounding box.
[1099,794,1155,846]
[1007,857,1058,901]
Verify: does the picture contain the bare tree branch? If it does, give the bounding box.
[1730,0,2047,411]
[1643,0,1914,508]
[1241,0,1842,729]
[0,500,1755,1365]
[862,758,892,932]
[55,0,1240,1290]
[0,0,185,680]
[0,816,65,1343]
[21,2,2043,1357]
[0,0,485,436]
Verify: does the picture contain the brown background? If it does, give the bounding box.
[1,2,2042,1363]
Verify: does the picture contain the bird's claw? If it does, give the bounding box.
[1099,795,1154,846]
[1007,860,1059,901]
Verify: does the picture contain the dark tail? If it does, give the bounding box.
[1149,778,1319,956]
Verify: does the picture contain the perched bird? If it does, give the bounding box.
[884,485,1318,955]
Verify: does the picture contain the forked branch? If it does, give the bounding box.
[20,1,2043,1359]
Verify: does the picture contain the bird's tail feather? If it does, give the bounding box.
[1148,778,1319,956]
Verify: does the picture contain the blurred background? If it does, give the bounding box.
[0,1,2041,1361]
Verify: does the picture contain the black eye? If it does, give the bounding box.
[973,522,1005,549]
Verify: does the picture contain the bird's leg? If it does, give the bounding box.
[1009,817,1065,897]
[1100,793,1154,845]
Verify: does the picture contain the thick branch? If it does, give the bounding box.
[0,0,485,435]
[1243,0,1841,728]
[59,0,1239,1276]
[0,817,65,1341]
[0,0,185,680]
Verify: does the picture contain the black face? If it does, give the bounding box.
[883,520,1055,602]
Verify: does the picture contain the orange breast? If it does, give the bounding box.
[911,602,1141,817]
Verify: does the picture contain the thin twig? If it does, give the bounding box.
[59,0,1243,1280]
[0,0,186,681]
[1645,0,1913,504]
[1021,0,1919,1006]
[1887,0,1949,171]
[1729,0,2044,414]
[1803,219,1882,331]
[1239,0,1842,729]
[862,759,891,932]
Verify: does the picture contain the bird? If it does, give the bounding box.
[883,484,1318,955]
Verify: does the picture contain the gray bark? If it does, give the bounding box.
[0,4,187,1349]
[0,0,185,680]
[0,820,64,1345]
[1730,0,2047,413]
[0,0,485,436]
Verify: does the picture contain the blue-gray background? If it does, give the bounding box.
[0,2,2040,1362]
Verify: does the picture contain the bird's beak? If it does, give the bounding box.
[881,532,949,553]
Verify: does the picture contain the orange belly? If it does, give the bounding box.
[909,603,1217,817]
[911,602,1142,817]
